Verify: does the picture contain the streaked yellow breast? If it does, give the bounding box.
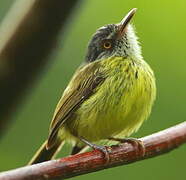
[63,56,156,143]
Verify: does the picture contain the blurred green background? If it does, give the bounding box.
[0,0,186,179]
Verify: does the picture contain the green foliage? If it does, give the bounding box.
[0,0,185,179]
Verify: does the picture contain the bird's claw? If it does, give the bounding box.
[109,137,145,157]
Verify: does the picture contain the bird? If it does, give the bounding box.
[29,8,156,165]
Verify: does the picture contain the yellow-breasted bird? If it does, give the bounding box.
[29,8,156,165]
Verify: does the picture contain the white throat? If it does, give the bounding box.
[124,24,143,61]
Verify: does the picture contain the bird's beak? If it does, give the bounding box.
[117,8,137,38]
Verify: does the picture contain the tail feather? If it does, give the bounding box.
[28,140,64,165]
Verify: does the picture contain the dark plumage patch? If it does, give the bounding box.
[135,70,138,79]
[94,24,117,40]
[85,24,117,62]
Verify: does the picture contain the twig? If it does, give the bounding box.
[0,121,185,180]
[0,0,80,137]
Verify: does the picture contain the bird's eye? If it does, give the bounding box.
[102,40,112,49]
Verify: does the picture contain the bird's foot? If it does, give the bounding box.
[80,137,111,164]
[108,137,145,157]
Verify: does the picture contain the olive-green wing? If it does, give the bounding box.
[47,61,106,149]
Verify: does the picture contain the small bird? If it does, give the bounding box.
[29,8,156,165]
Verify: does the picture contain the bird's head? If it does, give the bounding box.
[85,8,142,62]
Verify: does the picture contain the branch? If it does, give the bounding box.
[0,0,79,137]
[0,122,185,180]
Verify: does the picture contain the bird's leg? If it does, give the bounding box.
[108,137,145,156]
[79,137,111,163]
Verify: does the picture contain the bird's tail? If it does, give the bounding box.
[28,140,64,165]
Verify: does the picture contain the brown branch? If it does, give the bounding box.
[0,122,185,180]
[0,0,80,137]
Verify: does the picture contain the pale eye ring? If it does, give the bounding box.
[103,40,112,49]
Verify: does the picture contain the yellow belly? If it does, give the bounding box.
[61,57,156,144]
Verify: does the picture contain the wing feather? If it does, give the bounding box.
[47,61,106,148]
